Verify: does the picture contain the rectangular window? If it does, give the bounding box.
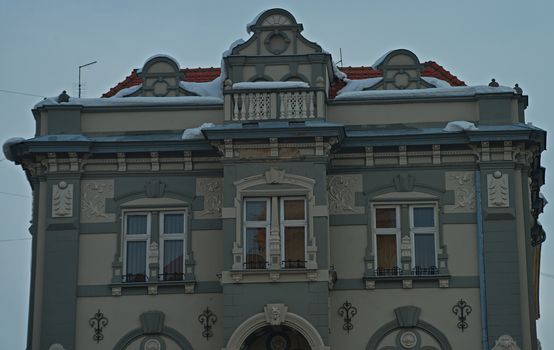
[243,197,307,269]
[123,210,187,282]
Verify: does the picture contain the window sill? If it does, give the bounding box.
[363,274,450,289]
[109,280,197,296]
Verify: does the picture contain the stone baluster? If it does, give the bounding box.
[240,94,247,121]
[308,92,315,118]
[248,93,255,120]
[301,91,307,119]
[287,93,293,119]
[233,94,239,120]
[279,92,286,119]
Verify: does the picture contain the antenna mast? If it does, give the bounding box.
[78,61,97,98]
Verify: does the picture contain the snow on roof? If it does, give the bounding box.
[181,123,216,140]
[111,84,142,98]
[443,121,479,132]
[2,137,25,161]
[34,96,223,109]
[222,39,246,58]
[180,77,223,99]
[334,85,516,101]
[232,81,310,89]
[246,10,265,34]
[336,77,383,95]
[372,50,395,68]
[422,77,452,88]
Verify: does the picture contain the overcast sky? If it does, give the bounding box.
[1,0,553,349]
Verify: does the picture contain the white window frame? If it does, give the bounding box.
[159,210,187,281]
[243,198,271,269]
[372,205,401,273]
[409,204,439,271]
[280,197,307,268]
[122,211,151,282]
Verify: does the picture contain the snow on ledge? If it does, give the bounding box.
[334,85,515,101]
[3,137,25,161]
[443,121,478,132]
[180,77,223,99]
[232,81,310,90]
[181,123,216,140]
[337,77,383,95]
[34,96,223,108]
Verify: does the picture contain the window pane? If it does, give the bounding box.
[126,241,146,278]
[375,208,397,228]
[164,213,184,233]
[284,200,305,220]
[163,240,184,279]
[284,227,305,267]
[127,215,148,235]
[377,235,397,269]
[245,228,267,268]
[413,207,434,227]
[246,201,267,221]
[415,234,436,268]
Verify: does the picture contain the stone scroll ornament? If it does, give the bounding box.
[487,171,509,207]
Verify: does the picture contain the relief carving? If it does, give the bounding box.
[264,303,287,326]
[487,171,509,208]
[328,175,363,215]
[445,172,475,213]
[52,181,73,218]
[80,180,115,223]
[491,335,521,350]
[196,178,223,218]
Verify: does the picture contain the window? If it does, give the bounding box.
[243,197,307,269]
[122,209,187,282]
[372,204,438,276]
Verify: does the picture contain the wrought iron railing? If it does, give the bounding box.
[121,273,148,283]
[375,266,402,276]
[243,260,270,270]
[411,266,439,276]
[158,272,185,281]
[281,259,307,269]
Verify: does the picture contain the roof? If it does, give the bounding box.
[102,62,464,99]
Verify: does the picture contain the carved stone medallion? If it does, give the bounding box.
[80,180,115,223]
[327,174,363,215]
[445,172,475,213]
[52,181,73,218]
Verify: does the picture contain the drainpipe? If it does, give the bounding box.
[475,170,490,350]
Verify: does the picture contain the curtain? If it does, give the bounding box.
[164,213,184,234]
[126,241,146,276]
[415,233,435,268]
[163,240,184,274]
[284,226,305,262]
[127,215,147,235]
[377,235,397,269]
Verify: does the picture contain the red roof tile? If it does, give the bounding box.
[102,62,464,98]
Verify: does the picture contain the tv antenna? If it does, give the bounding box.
[78,60,97,98]
[335,48,344,67]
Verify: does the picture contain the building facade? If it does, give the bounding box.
[5,8,547,350]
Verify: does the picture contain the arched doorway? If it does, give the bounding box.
[240,325,311,350]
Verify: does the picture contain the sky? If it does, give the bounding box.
[0,0,553,348]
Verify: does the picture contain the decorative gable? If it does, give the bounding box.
[370,49,436,90]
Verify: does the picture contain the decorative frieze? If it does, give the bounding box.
[445,172,475,213]
[52,181,73,218]
[195,178,223,218]
[327,174,363,215]
[80,180,115,223]
[487,171,509,207]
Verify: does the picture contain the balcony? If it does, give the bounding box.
[224,82,325,121]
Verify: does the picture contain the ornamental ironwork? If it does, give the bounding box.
[338,300,357,333]
[452,299,472,332]
[198,307,217,340]
[89,309,109,343]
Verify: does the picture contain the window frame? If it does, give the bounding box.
[280,197,308,269]
[372,204,401,274]
[243,198,271,269]
[159,210,187,281]
[409,204,439,271]
[122,211,151,282]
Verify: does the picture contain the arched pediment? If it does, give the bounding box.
[370,49,437,90]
